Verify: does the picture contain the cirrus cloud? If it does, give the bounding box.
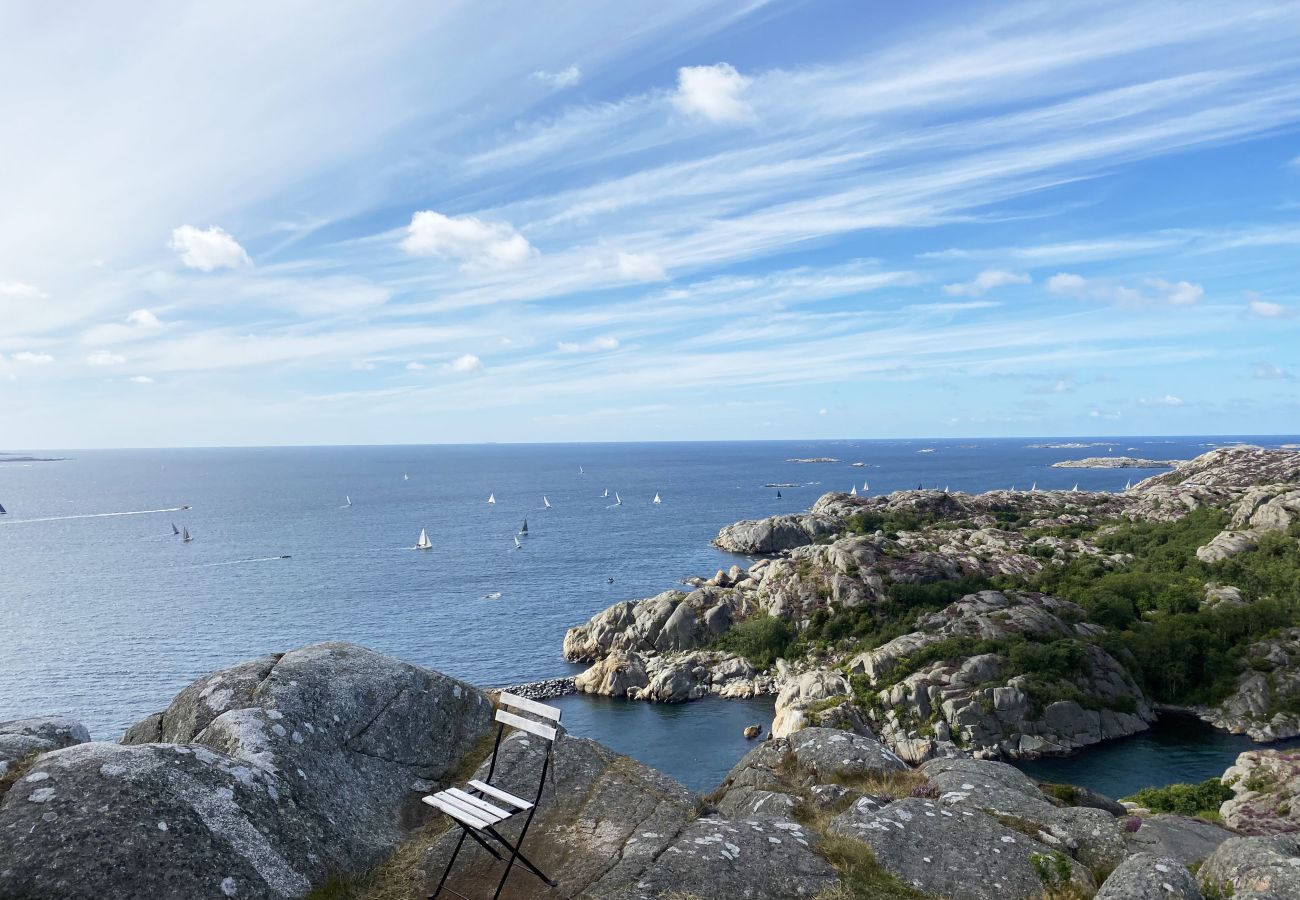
[942,269,1030,297]
[87,350,126,366]
[1048,273,1202,306]
[557,336,619,353]
[616,252,668,282]
[531,65,581,89]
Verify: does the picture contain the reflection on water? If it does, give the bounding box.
[1015,713,1300,800]
[552,694,775,793]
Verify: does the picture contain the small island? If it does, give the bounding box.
[1052,456,1185,468]
[785,457,839,463]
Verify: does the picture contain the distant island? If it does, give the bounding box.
[1052,456,1185,468]
[0,454,64,463]
[785,456,838,463]
[1028,441,1116,449]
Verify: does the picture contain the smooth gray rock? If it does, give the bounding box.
[0,643,493,900]
[829,796,1093,899]
[786,727,907,781]
[0,716,90,780]
[1123,813,1235,866]
[1199,833,1300,899]
[596,816,838,900]
[422,730,700,900]
[1095,853,1203,899]
[714,786,798,820]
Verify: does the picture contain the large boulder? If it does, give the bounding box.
[829,796,1094,899]
[573,649,761,703]
[771,669,849,738]
[1198,833,1300,899]
[1220,748,1300,835]
[0,716,90,781]
[562,589,742,662]
[1122,813,1235,867]
[714,512,841,554]
[1095,853,1203,899]
[1204,630,1300,741]
[0,643,493,900]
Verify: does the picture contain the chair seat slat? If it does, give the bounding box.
[468,779,534,810]
[495,709,557,741]
[438,790,510,824]
[422,794,492,830]
[446,787,511,819]
[498,691,562,722]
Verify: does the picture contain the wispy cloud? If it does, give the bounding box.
[1048,273,1203,306]
[531,65,582,89]
[942,269,1030,297]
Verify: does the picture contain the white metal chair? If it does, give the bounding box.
[424,692,561,900]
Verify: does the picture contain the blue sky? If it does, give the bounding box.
[1,0,1298,448]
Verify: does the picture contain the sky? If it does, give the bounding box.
[1,0,1298,448]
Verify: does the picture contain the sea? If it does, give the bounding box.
[2,436,1297,794]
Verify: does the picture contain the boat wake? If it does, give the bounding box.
[0,505,191,525]
[202,556,292,567]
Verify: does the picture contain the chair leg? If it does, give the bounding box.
[429,828,468,900]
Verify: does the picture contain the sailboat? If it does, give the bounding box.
[513,536,522,550]
[863,482,869,492]
[579,466,584,475]
[776,490,782,499]
[0,502,6,515]
[944,485,949,493]
[849,485,857,496]
[415,528,432,551]
[404,474,409,481]
[652,493,661,505]
[1072,483,1079,492]
[602,488,609,498]
[182,527,193,543]
[1124,479,1132,491]
[171,523,180,535]
[543,496,551,509]
[345,495,352,507]
[519,518,528,536]
[614,492,622,506]
[1031,482,1037,492]
[487,494,495,504]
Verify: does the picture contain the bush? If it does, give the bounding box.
[1125,778,1233,818]
[713,614,793,669]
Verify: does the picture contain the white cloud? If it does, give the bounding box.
[169,225,251,271]
[942,269,1030,297]
[129,375,154,384]
[12,351,54,365]
[0,280,45,299]
[1244,292,1292,318]
[401,211,535,268]
[673,63,751,123]
[127,308,162,328]
[447,353,483,373]
[87,350,126,366]
[617,252,668,282]
[1253,362,1292,380]
[557,336,619,353]
[1048,273,1203,306]
[531,65,581,89]
[405,361,427,371]
[818,408,828,415]
[1089,408,1122,419]
[1138,394,1185,407]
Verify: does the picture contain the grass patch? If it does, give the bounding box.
[813,833,934,899]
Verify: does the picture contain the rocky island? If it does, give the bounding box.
[1051,457,1185,468]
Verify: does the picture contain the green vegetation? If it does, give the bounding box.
[712,613,794,669]
[1029,510,1300,706]
[1124,778,1233,819]
[812,834,934,899]
[800,575,993,652]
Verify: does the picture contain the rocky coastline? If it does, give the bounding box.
[5,643,1299,899]
[1051,456,1184,468]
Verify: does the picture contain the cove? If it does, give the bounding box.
[1015,712,1300,800]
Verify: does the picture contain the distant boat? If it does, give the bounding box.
[182,527,193,543]
[345,495,352,507]
[482,592,502,600]
[171,523,179,535]
[776,490,782,499]
[404,474,409,481]
[0,502,6,515]
[1031,482,1037,492]
[487,494,495,504]
[653,493,661,505]
[519,518,528,535]
[543,496,552,509]
[602,488,609,498]
[513,536,522,550]
[849,485,857,496]
[579,466,584,475]
[1124,479,1132,490]
[944,485,949,493]
[1072,483,1079,492]
[863,482,869,492]
[415,528,432,551]
[614,492,622,506]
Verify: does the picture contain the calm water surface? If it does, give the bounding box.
[2,436,1295,789]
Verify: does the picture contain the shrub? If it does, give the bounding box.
[1125,778,1233,819]
[713,614,794,669]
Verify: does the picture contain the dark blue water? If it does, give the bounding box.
[1017,713,1300,800]
[1,436,1295,791]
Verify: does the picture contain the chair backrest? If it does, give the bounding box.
[494,692,562,742]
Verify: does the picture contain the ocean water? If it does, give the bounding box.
[1,436,1295,793]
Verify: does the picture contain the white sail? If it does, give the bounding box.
[579,466,584,475]
[1124,479,1131,491]
[543,496,551,509]
[863,482,869,491]
[602,488,609,497]
[614,492,622,505]
[944,485,949,493]
[514,536,522,549]
[182,527,192,543]
[416,528,432,550]
[652,493,661,504]
[404,474,409,480]
[487,494,495,504]
[1031,482,1037,492]
[849,485,857,496]
[1072,483,1079,492]
[345,495,352,506]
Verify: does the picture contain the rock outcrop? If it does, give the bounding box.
[1202,629,1300,741]
[0,716,89,781]
[573,649,768,702]
[562,589,743,662]
[1053,457,1184,468]
[1221,748,1300,835]
[1121,813,1235,867]
[1198,833,1300,899]
[0,643,493,900]
[1094,853,1203,899]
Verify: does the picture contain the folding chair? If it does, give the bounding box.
[425,692,561,900]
